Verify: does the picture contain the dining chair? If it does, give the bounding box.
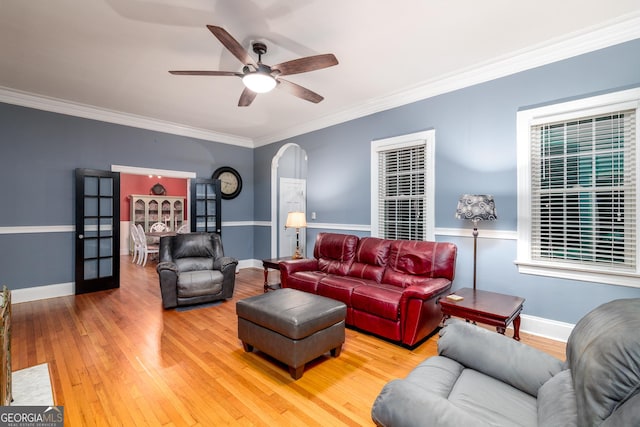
[176,223,190,234]
[130,223,143,264]
[136,224,159,266]
[149,222,169,232]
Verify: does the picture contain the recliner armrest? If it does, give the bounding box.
[213,256,238,271]
[156,261,178,273]
[402,278,452,300]
[438,320,564,396]
[279,258,319,275]
[372,379,488,427]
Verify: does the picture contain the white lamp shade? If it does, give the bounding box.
[285,212,307,228]
[242,72,276,93]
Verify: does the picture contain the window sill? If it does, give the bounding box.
[514,260,640,289]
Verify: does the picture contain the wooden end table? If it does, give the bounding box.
[439,288,525,340]
[261,257,293,293]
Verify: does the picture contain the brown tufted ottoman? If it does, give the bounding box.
[236,288,346,379]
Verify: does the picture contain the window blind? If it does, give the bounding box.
[530,109,636,269]
[378,145,426,240]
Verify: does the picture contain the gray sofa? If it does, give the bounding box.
[371,298,640,427]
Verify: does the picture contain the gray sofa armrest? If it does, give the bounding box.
[213,256,238,272]
[438,320,564,396]
[156,261,179,309]
[371,379,492,427]
[156,261,178,273]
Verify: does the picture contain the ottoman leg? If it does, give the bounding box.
[330,344,343,357]
[242,342,254,352]
[289,365,305,380]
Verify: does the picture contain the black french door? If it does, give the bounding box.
[191,178,221,233]
[74,168,120,294]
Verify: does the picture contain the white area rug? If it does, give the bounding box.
[11,363,54,406]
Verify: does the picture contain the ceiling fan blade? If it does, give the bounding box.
[276,79,324,103]
[238,87,257,107]
[207,25,257,67]
[272,54,338,76]
[169,70,242,77]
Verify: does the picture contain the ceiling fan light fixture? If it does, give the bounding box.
[242,72,276,93]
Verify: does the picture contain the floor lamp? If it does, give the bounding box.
[285,212,307,259]
[455,195,497,290]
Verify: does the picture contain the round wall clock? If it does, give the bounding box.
[212,166,242,200]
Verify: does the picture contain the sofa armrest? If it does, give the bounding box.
[156,261,178,273]
[372,379,490,427]
[279,258,319,274]
[402,278,452,300]
[213,256,238,272]
[156,262,179,309]
[438,320,564,396]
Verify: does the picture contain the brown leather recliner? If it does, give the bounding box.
[156,232,238,309]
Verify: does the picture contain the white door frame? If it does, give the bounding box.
[270,143,307,258]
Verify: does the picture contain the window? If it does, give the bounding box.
[516,88,639,287]
[371,130,435,240]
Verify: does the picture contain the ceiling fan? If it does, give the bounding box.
[169,25,338,107]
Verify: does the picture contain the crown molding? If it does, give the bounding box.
[0,87,254,148]
[1,12,638,149]
[253,12,640,147]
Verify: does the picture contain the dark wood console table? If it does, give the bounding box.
[261,257,293,293]
[439,288,524,340]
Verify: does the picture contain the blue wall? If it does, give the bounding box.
[2,39,639,323]
[0,104,254,289]
[254,39,640,323]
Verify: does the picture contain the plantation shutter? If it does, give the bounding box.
[530,109,636,269]
[378,144,426,240]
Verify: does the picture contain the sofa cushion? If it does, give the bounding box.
[347,237,390,282]
[376,355,537,427]
[314,233,358,275]
[172,233,216,259]
[566,298,640,426]
[438,321,563,397]
[177,270,223,298]
[285,271,327,294]
[175,257,215,273]
[537,369,577,427]
[449,368,538,427]
[317,275,376,306]
[382,240,456,287]
[351,283,403,321]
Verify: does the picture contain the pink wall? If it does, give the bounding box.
[120,174,188,221]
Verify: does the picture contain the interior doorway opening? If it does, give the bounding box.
[111,165,195,258]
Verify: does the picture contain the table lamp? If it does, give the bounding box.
[285,212,307,259]
[455,194,497,290]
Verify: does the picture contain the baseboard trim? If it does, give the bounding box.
[12,282,75,304]
[518,314,573,343]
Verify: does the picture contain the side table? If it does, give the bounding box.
[439,288,524,340]
[261,257,293,293]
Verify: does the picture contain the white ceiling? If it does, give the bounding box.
[1,1,640,147]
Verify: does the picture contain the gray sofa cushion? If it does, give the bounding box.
[566,298,640,426]
[177,270,223,298]
[438,320,563,396]
[372,378,491,427]
[372,355,537,427]
[537,369,577,427]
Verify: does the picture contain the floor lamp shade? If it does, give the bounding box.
[285,212,307,259]
[455,195,497,290]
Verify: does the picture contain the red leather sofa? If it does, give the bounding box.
[279,233,457,347]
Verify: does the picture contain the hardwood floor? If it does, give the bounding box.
[12,256,566,426]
